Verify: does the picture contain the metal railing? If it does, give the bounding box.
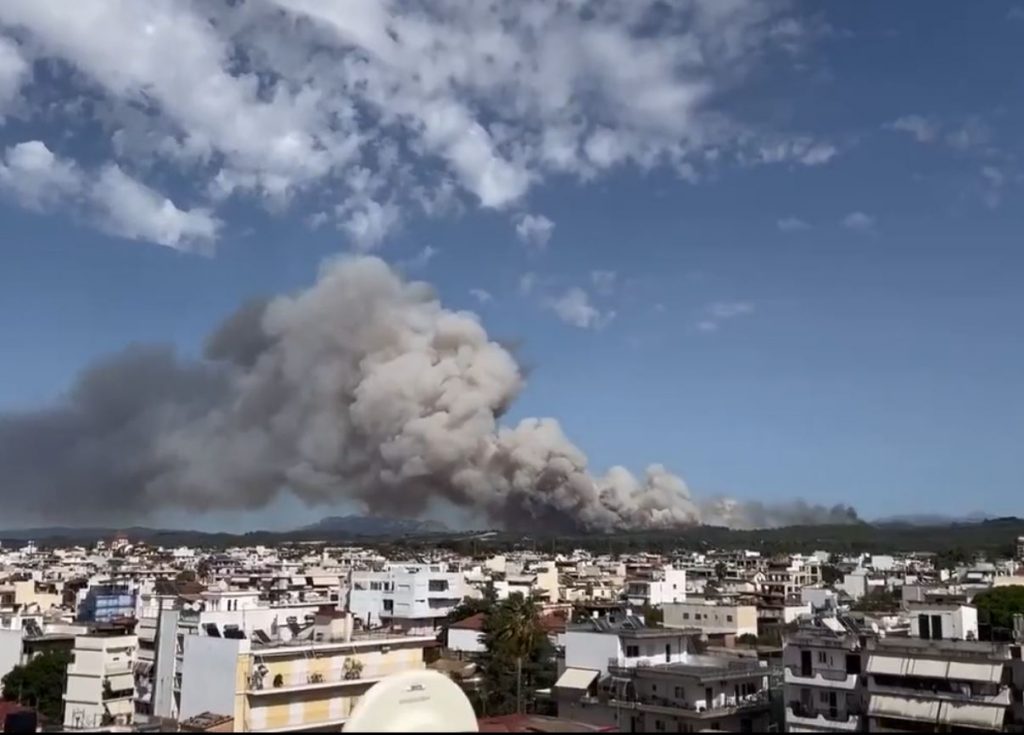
[248,664,408,692]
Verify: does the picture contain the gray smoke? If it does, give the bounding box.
[0,256,858,531]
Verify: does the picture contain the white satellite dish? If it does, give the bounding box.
[345,670,478,732]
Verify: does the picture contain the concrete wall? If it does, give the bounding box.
[179,636,243,722]
[909,605,978,640]
[663,603,757,637]
[0,629,22,684]
[447,627,485,654]
[562,631,620,674]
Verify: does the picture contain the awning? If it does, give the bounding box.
[947,661,1003,683]
[133,660,154,677]
[908,658,948,679]
[105,698,133,716]
[554,668,599,691]
[107,673,134,692]
[868,695,940,724]
[939,703,1005,731]
[866,655,909,676]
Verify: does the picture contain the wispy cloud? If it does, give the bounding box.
[549,287,615,330]
[777,216,810,232]
[841,211,876,232]
[397,245,438,271]
[590,270,618,295]
[696,301,755,333]
[886,115,939,144]
[518,272,537,296]
[514,213,555,250]
[469,288,492,304]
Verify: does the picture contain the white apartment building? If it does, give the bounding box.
[62,632,138,730]
[624,566,686,607]
[764,556,822,602]
[556,617,771,732]
[347,563,470,633]
[662,602,758,639]
[783,614,866,733]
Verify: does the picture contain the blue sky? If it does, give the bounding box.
[1,1,1022,530]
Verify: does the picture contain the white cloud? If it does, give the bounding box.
[697,301,754,333]
[0,140,219,250]
[0,140,81,209]
[980,165,1006,209]
[841,211,876,231]
[886,115,939,144]
[945,119,991,152]
[514,213,555,250]
[0,35,28,116]
[90,165,221,251]
[338,199,400,251]
[518,272,538,296]
[469,288,493,304]
[549,287,614,330]
[590,269,617,295]
[0,0,830,247]
[777,216,810,232]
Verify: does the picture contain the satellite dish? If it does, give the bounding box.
[345,670,478,732]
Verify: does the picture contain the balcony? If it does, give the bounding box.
[786,704,861,732]
[784,668,860,690]
[247,664,413,695]
[867,679,1011,706]
[583,690,770,718]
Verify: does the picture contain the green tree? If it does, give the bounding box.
[714,561,728,580]
[821,565,844,586]
[480,594,556,716]
[973,586,1024,635]
[1,649,71,722]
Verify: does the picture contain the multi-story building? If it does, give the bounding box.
[624,566,686,608]
[783,613,867,733]
[764,556,822,604]
[864,603,1018,733]
[663,602,758,641]
[176,609,435,732]
[347,563,470,633]
[555,617,771,732]
[62,631,138,730]
[77,582,137,623]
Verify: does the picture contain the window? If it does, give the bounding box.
[428,579,449,592]
[655,720,665,732]
[846,654,861,675]
[625,645,640,658]
[370,581,382,591]
[694,613,701,620]
[726,615,733,622]
[819,691,829,704]
[652,684,658,692]
[674,687,683,699]
[817,651,827,664]
[682,613,690,620]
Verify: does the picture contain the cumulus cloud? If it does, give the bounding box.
[841,211,876,231]
[777,216,810,232]
[549,287,614,330]
[91,165,221,251]
[0,140,218,250]
[0,0,832,246]
[697,301,754,333]
[469,288,493,304]
[515,213,555,250]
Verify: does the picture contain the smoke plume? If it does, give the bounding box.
[0,256,857,531]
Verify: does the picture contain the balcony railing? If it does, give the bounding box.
[247,663,411,694]
[787,704,861,732]
[584,690,769,717]
[867,679,1011,706]
[784,668,860,690]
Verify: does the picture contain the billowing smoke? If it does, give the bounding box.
[0,256,857,531]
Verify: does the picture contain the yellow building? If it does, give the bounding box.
[178,611,435,732]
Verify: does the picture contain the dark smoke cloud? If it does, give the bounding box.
[0,256,858,530]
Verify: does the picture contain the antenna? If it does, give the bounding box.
[345,670,478,732]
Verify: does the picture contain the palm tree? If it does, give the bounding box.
[488,594,541,714]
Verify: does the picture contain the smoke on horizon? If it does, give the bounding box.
[0,256,858,531]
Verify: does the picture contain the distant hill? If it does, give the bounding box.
[873,512,993,526]
[299,514,449,535]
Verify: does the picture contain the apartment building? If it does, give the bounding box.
[864,604,1019,733]
[347,563,469,632]
[624,566,686,607]
[177,610,435,732]
[62,631,138,730]
[763,556,822,603]
[783,613,867,732]
[662,602,758,641]
[556,617,770,732]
